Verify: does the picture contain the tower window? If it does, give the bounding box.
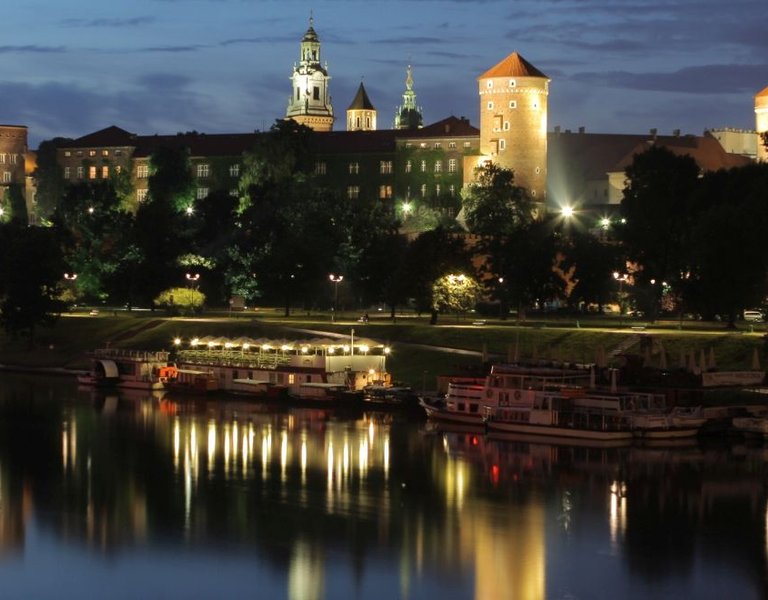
[64,167,70,179]
[296,88,300,100]
[487,81,493,88]
[449,184,456,197]
[137,164,149,178]
[503,121,510,131]
[77,166,83,179]
[499,139,506,150]
[434,142,441,149]
[137,189,148,202]
[487,101,494,110]
[509,79,516,87]
[313,86,320,100]
[535,166,541,174]
[509,101,517,109]
[356,117,361,128]
[197,187,209,200]
[101,166,109,178]
[436,184,441,196]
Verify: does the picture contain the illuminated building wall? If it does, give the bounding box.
[0,124,29,219]
[476,52,549,205]
[346,82,377,132]
[756,86,768,162]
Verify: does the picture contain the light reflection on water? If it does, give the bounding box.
[0,374,765,599]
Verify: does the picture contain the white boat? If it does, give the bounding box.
[78,348,171,391]
[172,333,391,401]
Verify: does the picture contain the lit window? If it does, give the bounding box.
[348,162,359,175]
[380,160,393,174]
[230,164,240,177]
[434,161,442,173]
[77,166,83,179]
[196,164,210,178]
[420,160,426,173]
[448,159,457,173]
[137,164,149,178]
[379,185,392,199]
[115,165,122,174]
[115,149,122,157]
[420,142,427,148]
[448,142,456,149]
[2,171,10,183]
[64,167,70,179]
[405,143,412,149]
[405,160,412,173]
[509,100,517,109]
[64,151,71,157]
[102,150,109,157]
[434,142,441,149]
[314,162,326,175]
[420,184,427,198]
[436,184,441,196]
[0,154,5,164]
[10,154,17,164]
[196,187,208,199]
[76,150,83,157]
[463,141,471,148]
[487,101,494,110]
[88,166,96,179]
[230,189,238,197]
[449,184,456,197]
[405,186,411,199]
[137,189,148,202]
[101,166,109,178]
[347,185,360,199]
[89,150,96,157]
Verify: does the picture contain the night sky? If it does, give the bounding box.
[2,0,766,147]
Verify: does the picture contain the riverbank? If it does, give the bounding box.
[1,312,766,389]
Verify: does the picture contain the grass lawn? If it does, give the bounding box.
[1,309,766,389]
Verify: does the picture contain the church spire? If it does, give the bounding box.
[394,64,423,130]
[285,17,334,131]
[347,80,377,131]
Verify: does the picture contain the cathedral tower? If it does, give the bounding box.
[346,82,377,131]
[393,65,423,130]
[757,86,768,162]
[476,52,549,203]
[285,17,334,132]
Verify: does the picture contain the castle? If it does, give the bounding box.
[2,18,766,225]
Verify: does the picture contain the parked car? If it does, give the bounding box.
[744,310,763,322]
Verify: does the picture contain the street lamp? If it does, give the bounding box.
[613,271,628,325]
[329,274,343,322]
[64,273,78,281]
[498,276,506,319]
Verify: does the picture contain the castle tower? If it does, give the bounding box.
[393,65,423,130]
[346,82,377,131]
[476,52,549,203]
[757,86,768,162]
[285,17,334,132]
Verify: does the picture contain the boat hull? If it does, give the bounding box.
[485,419,634,441]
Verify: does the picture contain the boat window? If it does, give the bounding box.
[232,370,238,380]
[469,404,479,413]
[458,403,465,412]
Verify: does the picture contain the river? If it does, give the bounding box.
[0,373,765,599]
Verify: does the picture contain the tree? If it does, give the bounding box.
[461,163,533,236]
[619,146,700,320]
[32,137,73,223]
[154,287,205,315]
[0,223,66,344]
[563,231,619,312]
[432,274,481,322]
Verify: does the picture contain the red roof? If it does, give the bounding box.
[756,86,768,99]
[478,52,547,80]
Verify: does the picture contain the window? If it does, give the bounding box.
[314,161,326,175]
[379,160,393,174]
[533,101,539,110]
[448,142,456,149]
[509,100,517,109]
[102,150,109,157]
[64,167,70,179]
[405,186,411,199]
[88,166,97,180]
[356,117,361,128]
[313,86,319,100]
[88,150,96,157]
[487,101,494,110]
[487,80,493,88]
[379,185,392,199]
[76,150,83,157]
[503,121,510,131]
[230,189,238,197]
[196,187,209,200]
[420,160,426,173]
[230,164,240,177]
[405,160,412,173]
[435,184,441,196]
[434,142,441,149]
[348,162,359,175]
[137,189,149,202]
[535,166,541,174]
[463,141,471,148]
[499,139,506,150]
[405,142,412,149]
[2,171,10,183]
[196,164,210,178]
[509,79,516,87]
[493,116,502,132]
[449,184,456,197]
[101,166,109,178]
[347,185,360,200]
[115,149,122,157]
[137,164,149,178]
[420,184,427,198]
[531,190,537,197]
[64,151,71,157]
[448,159,457,173]
[77,166,83,179]
[10,154,17,164]
[115,165,122,174]
[419,142,427,148]
[0,154,5,164]
[434,161,442,173]
[296,87,300,100]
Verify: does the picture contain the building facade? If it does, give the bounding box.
[346,82,377,132]
[756,86,768,163]
[0,124,29,219]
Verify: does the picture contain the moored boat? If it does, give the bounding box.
[78,348,171,391]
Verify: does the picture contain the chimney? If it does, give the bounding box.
[578,126,585,134]
[650,128,658,138]
[554,125,561,134]
[673,129,680,137]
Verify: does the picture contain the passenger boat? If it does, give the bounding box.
[731,416,768,437]
[170,333,391,402]
[160,366,219,395]
[77,348,171,391]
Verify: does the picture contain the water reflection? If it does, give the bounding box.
[0,374,766,599]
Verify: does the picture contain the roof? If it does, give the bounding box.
[347,82,375,111]
[65,125,136,148]
[315,129,397,154]
[132,132,261,158]
[756,85,768,99]
[395,116,478,139]
[478,52,547,80]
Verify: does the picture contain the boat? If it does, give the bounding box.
[170,333,392,402]
[78,348,171,391]
[363,384,420,410]
[731,416,768,437]
[161,366,219,395]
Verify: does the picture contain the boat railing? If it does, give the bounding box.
[93,348,170,362]
[177,349,291,369]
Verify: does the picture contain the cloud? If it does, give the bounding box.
[62,16,155,28]
[141,45,208,53]
[572,63,768,94]
[0,45,65,54]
